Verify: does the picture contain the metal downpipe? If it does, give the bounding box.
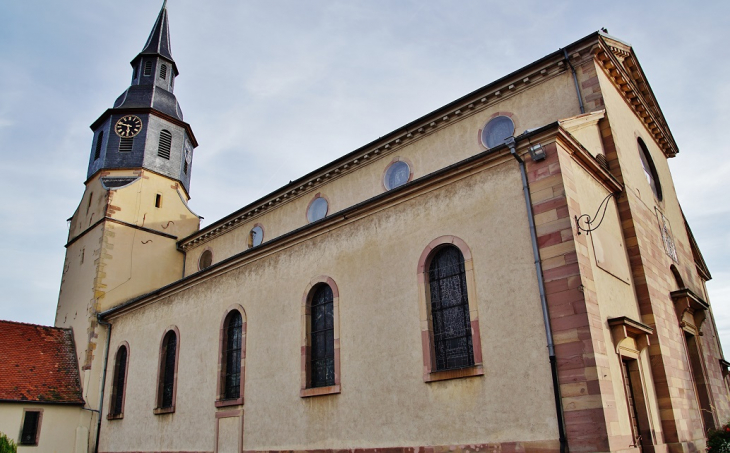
[94,316,112,453]
[563,48,585,115]
[506,137,567,453]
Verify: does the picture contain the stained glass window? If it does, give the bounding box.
[428,246,474,371]
[110,346,128,416]
[224,311,243,400]
[160,331,177,409]
[481,116,515,149]
[310,285,335,388]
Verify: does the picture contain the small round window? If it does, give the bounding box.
[199,249,213,271]
[307,196,328,223]
[637,138,662,200]
[384,160,411,190]
[481,115,515,149]
[249,225,263,248]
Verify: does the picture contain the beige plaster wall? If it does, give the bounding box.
[184,72,583,275]
[100,158,560,451]
[0,404,89,453]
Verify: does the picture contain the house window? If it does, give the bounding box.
[429,245,474,371]
[155,329,179,414]
[306,195,328,223]
[223,311,243,400]
[301,277,341,397]
[109,344,129,419]
[94,130,104,160]
[20,410,42,445]
[199,250,213,271]
[637,138,662,201]
[158,130,172,160]
[383,159,411,190]
[248,225,264,248]
[481,115,515,149]
[144,60,153,76]
[417,236,483,382]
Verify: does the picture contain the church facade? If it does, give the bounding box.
[27,3,730,453]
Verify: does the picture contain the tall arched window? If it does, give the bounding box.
[300,277,341,397]
[108,343,129,419]
[637,138,662,201]
[310,284,335,388]
[155,328,179,414]
[428,245,474,371]
[223,311,242,400]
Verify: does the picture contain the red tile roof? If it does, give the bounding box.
[0,320,84,404]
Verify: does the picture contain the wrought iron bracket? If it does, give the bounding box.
[574,192,620,235]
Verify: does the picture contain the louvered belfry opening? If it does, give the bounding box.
[119,138,133,153]
[144,60,153,76]
[428,245,474,371]
[310,284,335,388]
[160,64,167,80]
[20,411,39,445]
[223,311,243,400]
[110,346,128,416]
[158,130,172,159]
[94,130,104,160]
[159,331,177,409]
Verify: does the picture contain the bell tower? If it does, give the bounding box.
[54,3,200,448]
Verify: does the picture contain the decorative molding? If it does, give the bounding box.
[177,47,599,252]
[608,316,653,354]
[592,38,679,157]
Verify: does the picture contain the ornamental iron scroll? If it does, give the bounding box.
[575,192,620,235]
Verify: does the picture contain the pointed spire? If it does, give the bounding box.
[134,0,177,74]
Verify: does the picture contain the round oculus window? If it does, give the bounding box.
[384,160,411,190]
[199,249,213,271]
[307,196,328,223]
[249,225,263,248]
[481,116,515,149]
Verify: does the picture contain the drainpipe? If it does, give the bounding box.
[563,48,585,114]
[505,136,567,453]
[94,315,112,453]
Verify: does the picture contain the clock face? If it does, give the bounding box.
[115,115,143,138]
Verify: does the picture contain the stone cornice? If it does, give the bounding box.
[178,37,605,252]
[592,37,679,157]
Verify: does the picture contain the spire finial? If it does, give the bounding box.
[133,0,177,75]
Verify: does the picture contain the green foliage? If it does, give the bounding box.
[0,432,17,453]
[708,422,730,453]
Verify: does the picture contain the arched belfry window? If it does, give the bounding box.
[158,130,172,159]
[429,246,474,370]
[160,64,167,80]
[417,236,483,382]
[155,328,179,414]
[94,130,104,160]
[301,277,341,397]
[144,60,153,76]
[108,343,129,419]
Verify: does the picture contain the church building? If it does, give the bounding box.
[1,2,728,453]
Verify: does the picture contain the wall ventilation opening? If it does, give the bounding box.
[119,138,133,153]
[158,130,172,159]
[160,64,167,80]
[144,61,153,76]
[155,194,162,208]
[94,130,104,160]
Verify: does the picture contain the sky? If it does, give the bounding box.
[0,1,728,349]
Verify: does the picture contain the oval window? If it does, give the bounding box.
[198,250,213,271]
[481,116,515,149]
[249,225,263,248]
[637,138,662,200]
[307,196,328,223]
[384,160,411,190]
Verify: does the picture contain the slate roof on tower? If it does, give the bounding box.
[134,0,177,75]
[0,320,84,404]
